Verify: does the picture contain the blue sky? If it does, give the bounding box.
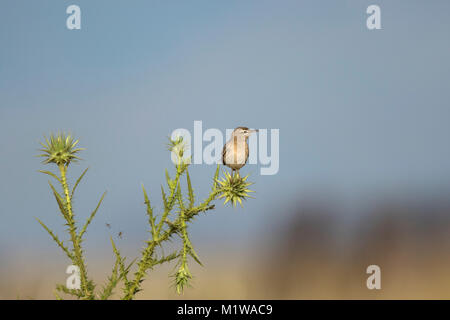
[1,1,450,260]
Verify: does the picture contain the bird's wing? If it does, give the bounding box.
[222,143,227,165]
[245,142,249,164]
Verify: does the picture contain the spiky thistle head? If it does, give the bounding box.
[216,171,254,207]
[167,136,190,160]
[168,136,191,173]
[174,265,192,294]
[38,132,83,166]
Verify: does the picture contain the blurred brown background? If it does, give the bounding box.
[3,193,450,300]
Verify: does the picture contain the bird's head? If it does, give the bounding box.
[232,127,258,139]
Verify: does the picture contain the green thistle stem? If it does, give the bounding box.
[123,242,156,300]
[125,167,183,300]
[59,165,73,218]
[58,164,90,298]
[178,205,190,293]
[156,170,181,236]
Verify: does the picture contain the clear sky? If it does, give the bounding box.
[1,1,450,259]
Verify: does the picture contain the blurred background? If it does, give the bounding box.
[1,0,450,299]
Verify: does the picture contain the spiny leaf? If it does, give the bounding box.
[100,237,122,299]
[53,290,63,300]
[187,242,203,267]
[176,182,185,211]
[55,284,83,298]
[213,164,220,190]
[120,257,137,292]
[165,169,171,185]
[161,185,168,211]
[35,217,73,260]
[78,191,106,240]
[39,170,62,183]
[142,185,156,237]
[71,167,89,200]
[154,252,179,266]
[186,169,195,208]
[48,181,68,218]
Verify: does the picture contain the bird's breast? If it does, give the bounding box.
[224,140,248,169]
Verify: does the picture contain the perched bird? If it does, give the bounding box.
[222,127,258,177]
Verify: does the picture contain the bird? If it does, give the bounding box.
[222,127,258,177]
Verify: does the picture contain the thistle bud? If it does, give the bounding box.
[38,132,84,167]
[216,171,255,207]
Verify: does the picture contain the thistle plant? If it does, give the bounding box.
[36,132,254,299]
[217,171,254,207]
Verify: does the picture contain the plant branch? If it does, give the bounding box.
[58,164,91,299]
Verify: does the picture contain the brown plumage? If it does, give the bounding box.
[222,127,257,176]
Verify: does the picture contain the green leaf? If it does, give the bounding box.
[55,284,83,298]
[35,217,73,260]
[142,185,156,237]
[187,242,203,267]
[100,237,122,300]
[78,191,106,240]
[53,290,63,300]
[161,185,168,211]
[39,170,62,183]
[213,164,220,190]
[71,167,89,200]
[176,181,185,211]
[165,169,171,184]
[48,181,68,219]
[154,252,179,266]
[186,169,195,208]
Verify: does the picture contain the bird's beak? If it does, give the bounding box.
[251,129,259,134]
